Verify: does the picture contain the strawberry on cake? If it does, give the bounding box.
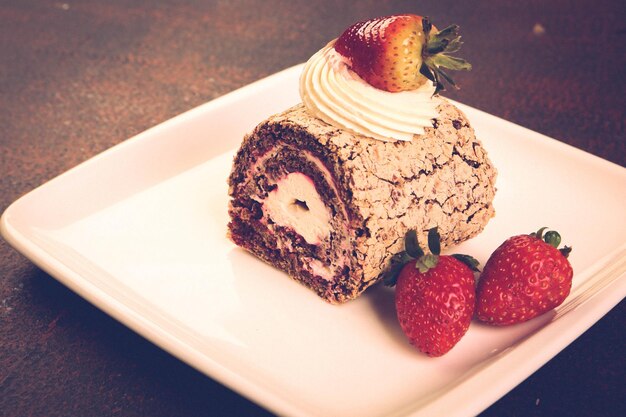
[227,14,497,303]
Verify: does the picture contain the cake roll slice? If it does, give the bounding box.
[227,100,497,303]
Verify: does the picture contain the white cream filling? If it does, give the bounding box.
[305,258,335,281]
[262,172,331,245]
[299,41,440,142]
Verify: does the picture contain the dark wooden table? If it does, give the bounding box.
[1,1,624,416]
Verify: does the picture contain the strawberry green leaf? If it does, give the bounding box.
[425,25,462,55]
[405,229,424,258]
[531,226,548,239]
[419,63,436,83]
[383,251,414,286]
[421,16,433,36]
[422,64,445,93]
[421,19,471,93]
[431,24,460,41]
[432,66,457,89]
[383,261,404,287]
[451,254,481,272]
[432,54,472,71]
[443,37,463,54]
[426,39,448,55]
[544,230,562,248]
[560,245,573,258]
[427,227,441,255]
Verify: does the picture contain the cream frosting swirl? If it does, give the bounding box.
[299,41,440,142]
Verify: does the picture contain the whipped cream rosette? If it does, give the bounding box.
[300,41,440,142]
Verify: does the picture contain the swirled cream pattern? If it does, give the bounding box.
[299,41,440,142]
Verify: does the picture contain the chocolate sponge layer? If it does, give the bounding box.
[228,100,497,303]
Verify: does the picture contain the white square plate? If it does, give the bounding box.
[2,65,625,417]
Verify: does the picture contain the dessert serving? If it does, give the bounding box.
[227,14,497,303]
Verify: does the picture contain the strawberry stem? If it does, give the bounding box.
[383,227,480,286]
[530,227,572,258]
[416,254,438,273]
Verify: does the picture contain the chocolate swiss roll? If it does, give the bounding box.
[227,100,497,303]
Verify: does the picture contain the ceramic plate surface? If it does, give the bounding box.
[2,65,625,417]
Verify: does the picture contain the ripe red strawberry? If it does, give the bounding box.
[334,14,471,93]
[476,228,574,326]
[385,228,479,356]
